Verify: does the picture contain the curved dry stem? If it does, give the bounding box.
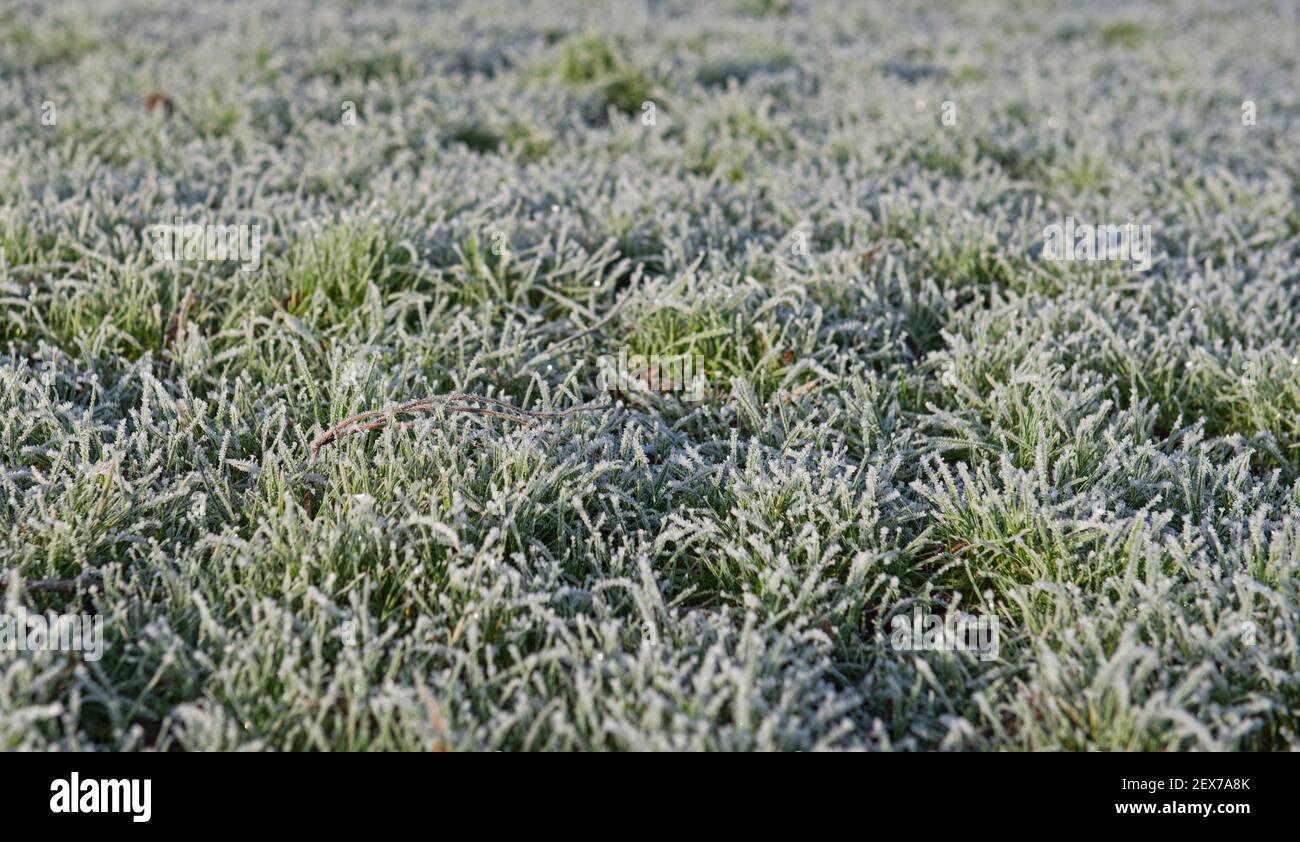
[307,394,605,465]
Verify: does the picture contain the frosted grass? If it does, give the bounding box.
[0,0,1297,750]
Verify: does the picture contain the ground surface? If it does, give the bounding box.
[2,0,1299,750]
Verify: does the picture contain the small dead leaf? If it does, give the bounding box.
[164,286,195,348]
[144,91,175,117]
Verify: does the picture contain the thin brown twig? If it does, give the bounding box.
[164,286,196,348]
[19,574,101,595]
[307,394,605,465]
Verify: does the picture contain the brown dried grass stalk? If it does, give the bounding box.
[307,393,603,465]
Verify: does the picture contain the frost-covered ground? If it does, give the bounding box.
[1,0,1298,750]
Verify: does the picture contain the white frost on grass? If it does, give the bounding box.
[0,0,1297,750]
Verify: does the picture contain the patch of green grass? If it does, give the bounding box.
[0,18,107,70]
[1100,20,1150,48]
[538,33,659,117]
[273,220,419,329]
[735,0,794,17]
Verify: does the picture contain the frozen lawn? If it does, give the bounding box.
[1,0,1298,749]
